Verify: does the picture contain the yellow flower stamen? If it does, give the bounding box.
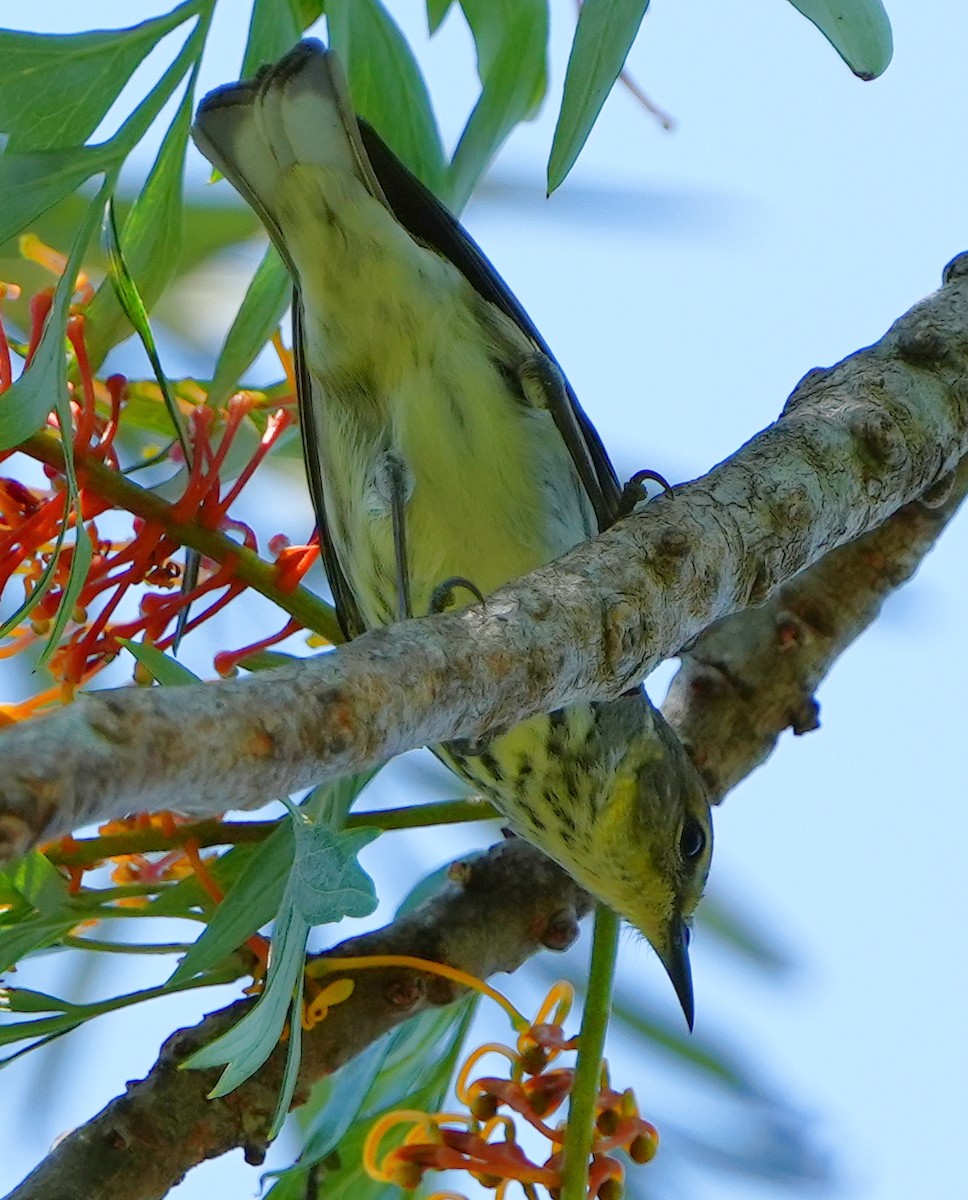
[301,976,355,1030]
[456,1042,517,1104]
[307,954,529,1030]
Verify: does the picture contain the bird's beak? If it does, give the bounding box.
[658,918,694,1031]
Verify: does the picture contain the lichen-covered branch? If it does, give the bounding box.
[4,839,590,1200]
[664,454,968,800]
[1,254,967,862]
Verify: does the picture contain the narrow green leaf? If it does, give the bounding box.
[1,183,104,651]
[0,987,82,1015]
[98,6,208,165]
[0,1,203,152]
[99,195,191,457]
[327,0,446,195]
[0,145,117,262]
[98,186,201,652]
[548,0,650,194]
[119,637,201,685]
[170,820,293,984]
[697,889,792,974]
[447,0,549,211]
[609,987,768,1097]
[242,0,302,80]
[268,997,477,1196]
[35,522,92,668]
[186,898,308,1092]
[207,244,289,408]
[3,852,70,915]
[269,987,304,1137]
[786,0,893,79]
[0,514,70,639]
[0,184,105,446]
[84,85,194,368]
[536,954,771,1099]
[289,0,327,31]
[296,1034,389,1160]
[0,4,204,248]
[289,823,379,925]
[302,770,380,830]
[426,0,455,34]
[0,968,239,1059]
[0,913,79,973]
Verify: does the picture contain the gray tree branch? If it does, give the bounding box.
[7,254,968,1196]
[4,839,591,1200]
[1,253,966,863]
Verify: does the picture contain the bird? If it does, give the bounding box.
[192,38,712,1028]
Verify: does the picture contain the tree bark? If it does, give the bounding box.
[5,255,968,1198]
[2,254,966,861]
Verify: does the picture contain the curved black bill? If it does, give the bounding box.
[659,920,694,1031]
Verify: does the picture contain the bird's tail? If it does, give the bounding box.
[191,39,387,259]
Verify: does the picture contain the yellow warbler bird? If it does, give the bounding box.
[192,39,711,1026]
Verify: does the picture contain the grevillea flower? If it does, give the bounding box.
[0,246,319,719]
[362,979,659,1200]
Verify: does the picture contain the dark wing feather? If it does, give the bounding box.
[292,298,366,641]
[357,121,622,533]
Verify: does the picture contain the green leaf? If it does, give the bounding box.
[426,0,455,34]
[94,7,207,173]
[786,0,893,79]
[35,523,92,669]
[0,913,79,973]
[327,0,446,195]
[0,184,105,446]
[270,987,304,1138]
[170,770,375,986]
[241,0,301,80]
[0,969,239,1061]
[290,0,327,31]
[302,771,380,830]
[0,986,82,1015]
[186,897,309,1093]
[0,2,202,152]
[447,0,549,211]
[296,1033,388,1160]
[1,853,70,916]
[548,0,650,194]
[207,244,290,408]
[610,986,769,1098]
[0,182,104,651]
[170,820,293,984]
[268,996,477,1196]
[0,514,69,640]
[0,145,117,256]
[84,85,194,368]
[98,196,192,458]
[119,637,202,686]
[289,823,379,925]
[0,3,204,248]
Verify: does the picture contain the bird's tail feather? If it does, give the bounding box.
[191,39,386,256]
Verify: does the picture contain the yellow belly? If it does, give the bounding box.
[280,163,594,623]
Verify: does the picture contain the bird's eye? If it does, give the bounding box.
[679,817,706,862]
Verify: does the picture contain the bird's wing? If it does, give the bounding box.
[357,118,623,533]
[194,39,623,643]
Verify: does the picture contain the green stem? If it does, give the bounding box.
[45,799,496,869]
[347,796,496,831]
[560,904,620,1200]
[23,430,344,643]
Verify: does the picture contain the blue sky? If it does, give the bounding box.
[2,3,967,1199]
